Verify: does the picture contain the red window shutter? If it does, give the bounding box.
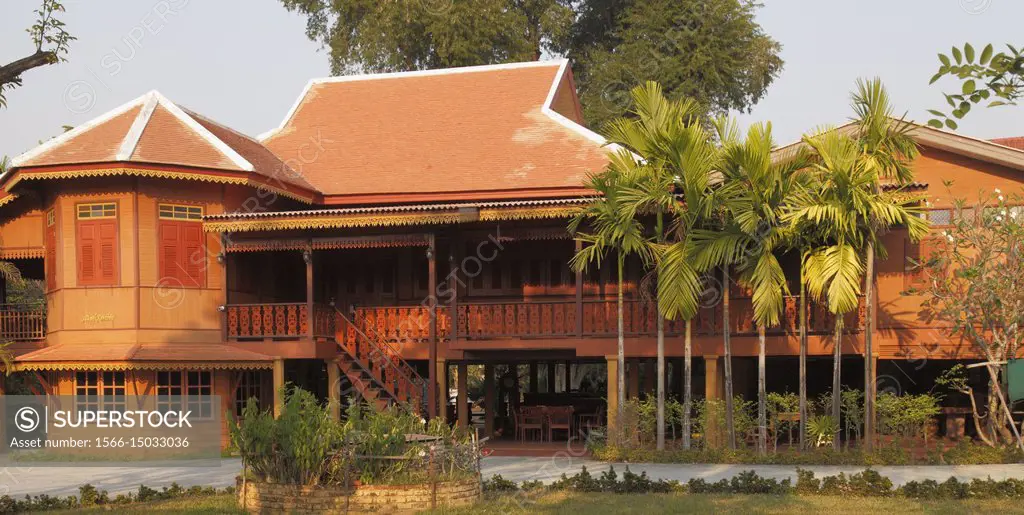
[159,223,181,283]
[158,219,205,287]
[182,224,205,287]
[98,221,118,283]
[78,219,118,286]
[79,223,96,284]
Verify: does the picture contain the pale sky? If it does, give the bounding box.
[1,0,1022,159]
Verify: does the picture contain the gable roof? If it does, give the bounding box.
[260,60,611,204]
[7,91,318,202]
[773,121,1024,173]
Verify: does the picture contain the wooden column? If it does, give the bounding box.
[427,235,438,419]
[304,245,314,341]
[484,363,495,438]
[547,362,556,393]
[272,358,285,418]
[457,362,469,427]
[575,239,583,337]
[566,360,573,391]
[529,362,538,393]
[606,356,618,431]
[327,360,340,421]
[435,360,447,423]
[704,355,721,448]
[220,234,229,343]
[704,355,722,400]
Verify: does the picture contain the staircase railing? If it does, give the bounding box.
[336,311,428,415]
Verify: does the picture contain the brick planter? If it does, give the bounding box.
[236,476,481,514]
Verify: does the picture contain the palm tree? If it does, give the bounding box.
[570,158,654,434]
[602,82,713,450]
[691,119,808,454]
[846,78,920,450]
[788,127,928,450]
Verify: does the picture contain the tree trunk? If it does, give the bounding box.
[864,243,876,451]
[683,320,692,449]
[799,274,808,450]
[616,253,625,431]
[656,211,666,451]
[757,324,767,455]
[832,318,842,451]
[722,266,736,449]
[656,304,665,450]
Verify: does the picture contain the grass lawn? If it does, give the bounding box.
[43,494,241,514]
[37,491,1024,513]
[432,491,1024,514]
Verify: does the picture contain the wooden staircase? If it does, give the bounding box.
[336,311,428,415]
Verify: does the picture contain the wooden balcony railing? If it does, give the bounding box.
[350,296,865,342]
[225,302,337,340]
[0,304,46,341]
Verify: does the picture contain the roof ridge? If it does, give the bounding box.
[311,59,564,86]
[115,92,160,160]
[148,91,255,172]
[179,106,264,145]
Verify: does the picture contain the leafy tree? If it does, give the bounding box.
[913,191,1024,447]
[0,0,75,108]
[570,0,783,128]
[928,43,1024,129]
[281,0,782,127]
[279,0,573,74]
[569,161,653,435]
[601,82,716,450]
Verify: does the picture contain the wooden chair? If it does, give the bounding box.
[517,406,545,442]
[547,406,574,441]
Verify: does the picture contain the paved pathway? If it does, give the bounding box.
[3,456,1024,498]
[0,459,242,498]
[481,456,1024,486]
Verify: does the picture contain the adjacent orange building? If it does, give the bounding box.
[1,60,1022,443]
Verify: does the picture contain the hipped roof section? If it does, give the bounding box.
[6,91,318,203]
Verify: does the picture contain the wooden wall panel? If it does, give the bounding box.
[138,287,221,331]
[59,287,136,330]
[0,208,43,251]
[874,147,1024,334]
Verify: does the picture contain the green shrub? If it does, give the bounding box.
[695,396,755,447]
[230,387,477,487]
[482,475,519,493]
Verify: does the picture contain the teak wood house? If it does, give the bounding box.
[2,60,1023,445]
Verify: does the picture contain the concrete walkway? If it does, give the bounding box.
[481,456,1024,486]
[2,456,1024,498]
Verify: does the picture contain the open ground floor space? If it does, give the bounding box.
[0,353,1003,450]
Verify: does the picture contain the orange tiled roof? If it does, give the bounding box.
[9,91,316,196]
[992,137,1024,151]
[260,60,611,203]
[13,342,274,371]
